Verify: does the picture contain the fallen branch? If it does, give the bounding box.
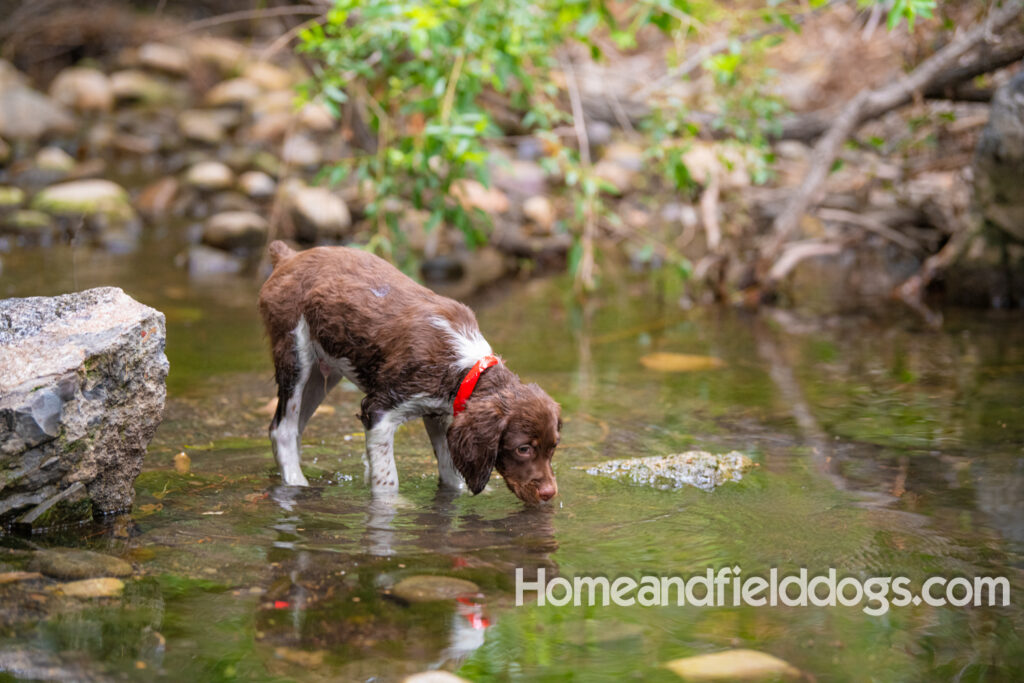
[760,1,1024,285]
[817,207,920,252]
[769,240,842,282]
[775,27,1024,141]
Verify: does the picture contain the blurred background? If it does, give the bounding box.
[1,0,1022,314]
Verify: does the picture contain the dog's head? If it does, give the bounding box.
[447,373,560,504]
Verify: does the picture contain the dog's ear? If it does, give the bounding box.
[447,396,507,495]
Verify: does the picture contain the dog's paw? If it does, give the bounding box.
[369,489,412,510]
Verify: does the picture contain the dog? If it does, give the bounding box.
[258,241,560,504]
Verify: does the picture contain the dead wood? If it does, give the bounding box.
[759,1,1024,289]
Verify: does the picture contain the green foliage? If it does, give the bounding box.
[299,0,935,280]
[300,0,603,256]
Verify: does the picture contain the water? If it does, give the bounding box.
[1,243,1022,681]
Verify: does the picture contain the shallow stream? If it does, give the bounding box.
[1,243,1022,681]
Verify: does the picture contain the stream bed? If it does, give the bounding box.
[1,242,1023,681]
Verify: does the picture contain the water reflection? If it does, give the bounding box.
[256,488,558,673]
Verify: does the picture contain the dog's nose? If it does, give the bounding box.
[537,481,558,501]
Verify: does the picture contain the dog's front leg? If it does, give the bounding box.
[364,413,400,496]
[424,414,464,491]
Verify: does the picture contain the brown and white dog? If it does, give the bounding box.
[258,241,560,504]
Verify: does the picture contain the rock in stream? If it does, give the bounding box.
[585,451,754,492]
[0,287,168,532]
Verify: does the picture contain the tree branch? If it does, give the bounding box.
[759,1,1024,285]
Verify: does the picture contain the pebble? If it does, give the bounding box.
[0,85,76,141]
[48,67,114,113]
[184,161,234,191]
[202,210,269,250]
[451,178,509,214]
[205,78,261,107]
[238,171,276,199]
[523,195,555,231]
[177,110,229,144]
[284,181,351,240]
[35,147,75,174]
[243,62,293,91]
[109,70,180,105]
[137,43,190,76]
[281,133,322,167]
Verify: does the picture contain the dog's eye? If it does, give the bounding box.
[516,444,533,457]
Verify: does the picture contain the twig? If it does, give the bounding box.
[259,12,328,61]
[698,172,721,252]
[440,53,466,126]
[167,5,325,36]
[562,55,596,292]
[817,207,920,252]
[768,240,842,282]
[761,0,1024,284]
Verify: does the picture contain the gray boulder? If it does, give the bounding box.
[0,288,168,531]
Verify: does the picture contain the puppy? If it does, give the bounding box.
[258,241,560,503]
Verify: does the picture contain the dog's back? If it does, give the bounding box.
[258,241,479,393]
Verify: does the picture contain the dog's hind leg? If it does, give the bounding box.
[270,317,315,486]
[298,362,341,434]
[424,414,463,491]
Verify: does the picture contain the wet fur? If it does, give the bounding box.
[258,241,560,502]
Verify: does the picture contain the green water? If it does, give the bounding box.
[1,243,1022,682]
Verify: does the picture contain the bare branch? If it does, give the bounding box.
[760,1,1024,283]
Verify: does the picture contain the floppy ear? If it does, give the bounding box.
[447,396,507,495]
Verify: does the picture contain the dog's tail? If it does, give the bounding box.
[267,240,296,269]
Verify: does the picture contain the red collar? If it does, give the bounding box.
[453,354,501,415]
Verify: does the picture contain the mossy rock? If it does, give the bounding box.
[0,185,25,208]
[32,179,135,224]
[32,549,133,580]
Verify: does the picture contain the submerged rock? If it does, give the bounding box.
[404,673,471,683]
[664,649,801,681]
[585,451,754,492]
[32,549,132,580]
[391,575,480,603]
[0,287,168,529]
[55,577,125,598]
